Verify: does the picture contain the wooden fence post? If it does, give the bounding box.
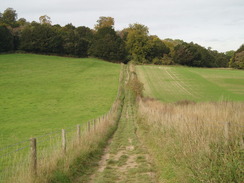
[77,125,80,144]
[93,120,96,131]
[87,121,91,132]
[62,129,66,154]
[30,138,37,176]
[224,122,230,145]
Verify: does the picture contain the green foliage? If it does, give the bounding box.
[94,16,114,30]
[89,26,127,62]
[20,23,63,53]
[174,42,230,67]
[0,8,17,27]
[0,7,238,66]
[174,42,210,67]
[211,50,230,67]
[19,23,92,57]
[125,24,170,64]
[39,15,52,25]
[60,24,91,57]
[163,39,183,58]
[146,35,170,62]
[125,23,150,63]
[0,25,14,52]
[225,50,235,58]
[229,44,244,69]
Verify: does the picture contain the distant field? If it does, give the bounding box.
[137,65,244,102]
[0,54,120,148]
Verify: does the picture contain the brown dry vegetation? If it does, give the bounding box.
[137,98,244,182]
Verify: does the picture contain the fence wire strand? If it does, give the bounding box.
[0,145,30,158]
[0,139,29,152]
[0,108,114,182]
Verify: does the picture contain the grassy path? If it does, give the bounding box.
[84,66,156,183]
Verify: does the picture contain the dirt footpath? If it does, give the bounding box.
[87,90,156,183]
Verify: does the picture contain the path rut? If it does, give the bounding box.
[87,82,156,183]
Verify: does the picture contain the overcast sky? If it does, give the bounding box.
[1,0,244,52]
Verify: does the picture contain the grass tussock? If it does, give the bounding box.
[137,98,244,183]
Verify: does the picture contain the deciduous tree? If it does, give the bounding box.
[0,8,17,27]
[89,26,126,62]
[39,15,52,25]
[94,16,114,30]
[229,44,244,69]
[0,25,14,52]
[125,23,150,63]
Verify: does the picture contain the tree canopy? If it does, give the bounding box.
[0,7,240,68]
[94,16,114,30]
[89,25,126,62]
[0,8,17,27]
[229,45,244,69]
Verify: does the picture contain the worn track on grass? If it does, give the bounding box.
[85,65,157,183]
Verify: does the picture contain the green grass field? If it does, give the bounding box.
[137,65,244,102]
[0,54,120,148]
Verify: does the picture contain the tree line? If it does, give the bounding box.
[0,8,243,68]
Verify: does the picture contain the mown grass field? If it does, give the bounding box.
[0,54,120,148]
[137,65,244,102]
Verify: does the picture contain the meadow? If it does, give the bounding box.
[137,99,244,182]
[0,54,120,148]
[137,65,244,102]
[135,65,244,182]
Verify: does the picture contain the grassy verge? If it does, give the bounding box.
[137,98,244,182]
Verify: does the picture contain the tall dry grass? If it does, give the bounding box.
[137,98,244,182]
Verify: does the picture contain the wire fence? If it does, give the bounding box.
[0,109,116,183]
[0,63,126,183]
[0,96,123,182]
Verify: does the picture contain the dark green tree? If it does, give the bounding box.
[146,35,170,62]
[174,42,218,67]
[0,25,14,52]
[20,23,63,53]
[89,26,126,62]
[0,8,17,27]
[210,50,229,67]
[60,24,90,57]
[125,23,150,63]
[229,44,244,69]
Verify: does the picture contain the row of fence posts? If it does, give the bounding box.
[1,65,123,180]
[29,121,233,176]
[29,115,108,177]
